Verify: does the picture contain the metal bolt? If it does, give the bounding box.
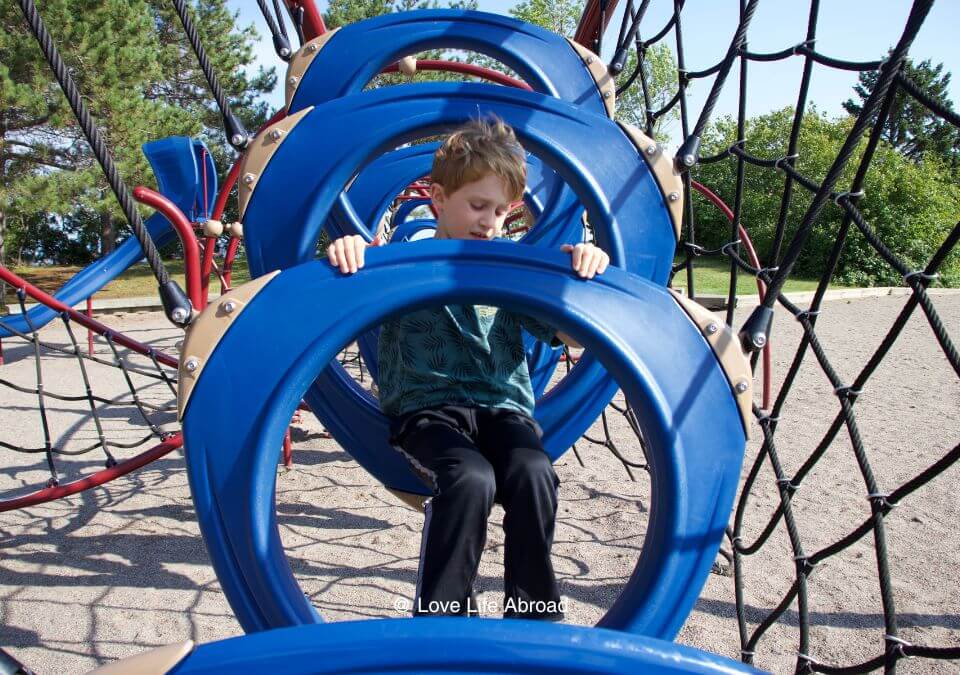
[185,358,200,373]
[586,56,594,64]
[603,90,612,99]
[683,153,696,167]
[753,334,767,348]
[288,75,299,86]
[243,173,256,185]
[231,134,246,147]
[705,323,719,335]
[668,191,680,202]
[269,129,283,141]
[307,43,318,53]
[171,307,189,323]
[223,300,237,314]
[645,144,657,156]
[735,380,749,394]
[280,47,291,58]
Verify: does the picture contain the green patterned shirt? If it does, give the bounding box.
[377,304,560,418]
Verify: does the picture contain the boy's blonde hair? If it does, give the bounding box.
[431,118,526,202]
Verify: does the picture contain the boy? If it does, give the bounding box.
[327,118,609,620]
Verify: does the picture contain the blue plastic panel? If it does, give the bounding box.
[288,9,608,118]
[242,83,676,495]
[182,242,746,638]
[171,619,764,674]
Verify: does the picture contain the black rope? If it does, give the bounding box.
[14,0,192,327]
[171,0,251,151]
[255,0,292,61]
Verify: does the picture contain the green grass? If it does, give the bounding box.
[9,255,844,301]
[11,258,252,299]
[671,257,838,296]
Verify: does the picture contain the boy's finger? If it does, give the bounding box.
[560,243,573,252]
[356,238,366,268]
[344,240,358,273]
[570,245,583,274]
[334,238,350,274]
[326,244,338,267]
[586,253,602,279]
[597,254,609,275]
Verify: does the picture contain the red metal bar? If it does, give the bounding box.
[223,237,241,290]
[86,296,94,356]
[382,59,531,90]
[132,186,204,310]
[574,0,622,48]
[282,428,292,468]
[200,236,217,303]
[0,265,178,367]
[0,434,183,513]
[691,180,772,410]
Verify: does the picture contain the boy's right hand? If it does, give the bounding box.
[326,234,368,274]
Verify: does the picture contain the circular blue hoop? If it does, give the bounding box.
[170,619,761,674]
[181,242,746,638]
[243,83,678,496]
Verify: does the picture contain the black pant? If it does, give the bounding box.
[391,405,563,619]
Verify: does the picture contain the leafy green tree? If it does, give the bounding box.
[694,106,960,286]
[510,0,678,140]
[844,57,960,170]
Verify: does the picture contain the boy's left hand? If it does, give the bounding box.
[560,243,610,279]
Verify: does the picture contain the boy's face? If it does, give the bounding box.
[431,173,514,241]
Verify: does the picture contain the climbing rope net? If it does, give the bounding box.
[2,0,958,672]
[605,0,959,671]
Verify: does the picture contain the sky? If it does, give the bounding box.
[227,0,960,151]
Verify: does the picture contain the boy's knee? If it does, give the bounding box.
[503,450,558,500]
[447,459,496,504]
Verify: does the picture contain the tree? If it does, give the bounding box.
[1,0,275,276]
[510,0,679,141]
[844,57,960,170]
[694,106,960,286]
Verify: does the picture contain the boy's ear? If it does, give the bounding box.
[430,183,446,214]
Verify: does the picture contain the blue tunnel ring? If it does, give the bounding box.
[240,83,680,496]
[180,242,747,639]
[169,618,761,674]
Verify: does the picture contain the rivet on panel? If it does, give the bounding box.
[668,191,680,202]
[735,380,749,394]
[288,75,299,86]
[243,173,256,185]
[185,358,200,373]
[223,300,237,314]
[705,323,719,335]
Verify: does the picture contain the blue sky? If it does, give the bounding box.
[228,1,959,150]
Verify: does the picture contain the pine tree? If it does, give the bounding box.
[1,0,275,268]
[844,57,959,170]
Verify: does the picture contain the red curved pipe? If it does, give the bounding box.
[0,435,182,513]
[382,59,532,90]
[691,180,772,410]
[132,186,204,310]
[0,265,178,367]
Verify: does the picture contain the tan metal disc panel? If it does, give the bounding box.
[284,27,341,110]
[565,38,615,118]
[618,122,684,241]
[668,289,753,438]
[387,488,429,512]
[237,106,313,221]
[88,641,194,674]
[177,271,281,420]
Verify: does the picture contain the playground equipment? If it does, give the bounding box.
[3,0,959,672]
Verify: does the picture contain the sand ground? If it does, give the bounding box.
[1,292,958,673]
